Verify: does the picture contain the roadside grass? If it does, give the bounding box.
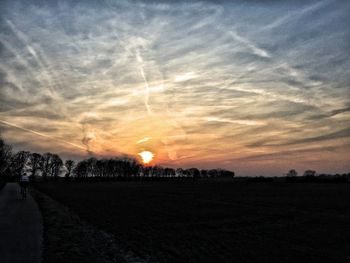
[30,188,146,263]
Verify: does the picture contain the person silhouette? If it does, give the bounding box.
[19,172,30,199]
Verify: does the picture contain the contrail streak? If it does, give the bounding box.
[102,33,153,115]
[264,0,331,30]
[0,39,39,91]
[137,137,152,144]
[136,49,152,115]
[229,30,270,58]
[5,19,58,98]
[0,119,86,151]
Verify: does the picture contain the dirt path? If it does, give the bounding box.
[0,183,43,263]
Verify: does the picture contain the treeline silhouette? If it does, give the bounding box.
[0,135,234,181]
[1,135,348,183]
[284,169,349,183]
[247,170,350,183]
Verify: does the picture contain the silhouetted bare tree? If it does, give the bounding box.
[164,168,175,177]
[11,151,30,179]
[186,168,200,180]
[176,168,184,177]
[50,154,63,180]
[29,153,42,178]
[74,159,88,178]
[86,157,97,177]
[0,136,12,177]
[287,169,297,177]
[41,153,52,180]
[200,169,208,178]
[304,170,316,177]
[65,160,75,178]
[208,169,218,178]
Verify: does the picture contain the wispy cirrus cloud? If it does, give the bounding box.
[0,0,349,175]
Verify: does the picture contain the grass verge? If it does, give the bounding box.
[30,188,146,263]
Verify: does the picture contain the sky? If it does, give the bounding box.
[0,0,349,176]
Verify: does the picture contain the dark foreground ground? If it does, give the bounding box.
[32,180,350,263]
[0,183,42,263]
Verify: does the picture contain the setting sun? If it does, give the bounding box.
[138,151,154,164]
[1,1,350,262]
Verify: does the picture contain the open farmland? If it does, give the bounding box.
[32,180,350,263]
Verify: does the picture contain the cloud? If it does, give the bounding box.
[236,146,338,162]
[137,137,152,144]
[0,0,349,175]
[284,127,350,146]
[229,30,270,59]
[0,119,86,151]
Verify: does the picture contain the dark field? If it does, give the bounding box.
[33,180,350,263]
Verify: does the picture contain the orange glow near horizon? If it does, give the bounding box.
[1,1,349,177]
[138,151,154,165]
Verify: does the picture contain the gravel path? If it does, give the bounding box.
[0,183,43,263]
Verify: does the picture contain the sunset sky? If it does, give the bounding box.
[0,0,349,176]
